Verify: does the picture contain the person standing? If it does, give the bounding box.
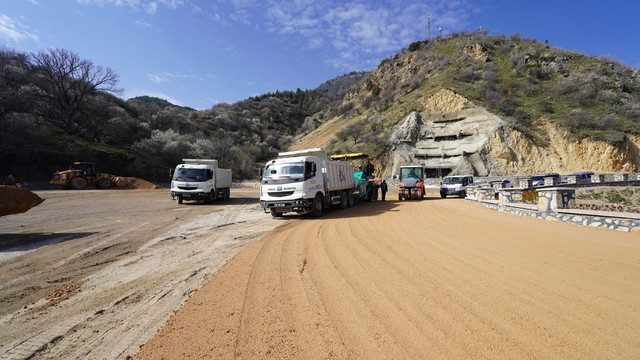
[380,180,388,201]
[364,160,375,177]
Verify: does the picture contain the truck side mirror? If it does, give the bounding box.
[311,163,316,176]
[169,168,174,177]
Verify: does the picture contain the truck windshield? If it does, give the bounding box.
[262,162,307,184]
[401,167,422,180]
[173,168,206,181]
[443,177,463,184]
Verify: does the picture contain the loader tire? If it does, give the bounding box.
[97,178,113,189]
[70,177,87,190]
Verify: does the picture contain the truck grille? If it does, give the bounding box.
[178,186,198,190]
[268,191,294,197]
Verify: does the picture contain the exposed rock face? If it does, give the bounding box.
[388,90,505,178]
[383,89,640,179]
[294,88,640,179]
[483,122,640,175]
[389,111,423,143]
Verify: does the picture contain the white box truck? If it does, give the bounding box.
[170,159,232,204]
[260,148,356,217]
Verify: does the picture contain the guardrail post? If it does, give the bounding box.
[613,173,629,182]
[537,188,575,212]
[518,179,532,189]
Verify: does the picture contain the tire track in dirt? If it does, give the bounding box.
[136,194,640,359]
[0,189,280,360]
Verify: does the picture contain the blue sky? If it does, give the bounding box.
[2,0,639,110]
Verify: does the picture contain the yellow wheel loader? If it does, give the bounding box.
[50,162,118,190]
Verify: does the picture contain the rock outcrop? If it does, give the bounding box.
[386,90,640,178]
[294,88,640,179]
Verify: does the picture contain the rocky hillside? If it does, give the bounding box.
[291,32,640,179]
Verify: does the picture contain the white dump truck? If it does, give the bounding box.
[170,159,232,204]
[260,148,357,217]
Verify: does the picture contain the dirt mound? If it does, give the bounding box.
[114,177,158,189]
[0,185,44,216]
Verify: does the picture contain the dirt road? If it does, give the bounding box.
[0,188,277,359]
[136,191,640,359]
[2,189,639,359]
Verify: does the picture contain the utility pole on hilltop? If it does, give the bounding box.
[428,12,431,39]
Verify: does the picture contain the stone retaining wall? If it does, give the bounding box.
[466,185,640,233]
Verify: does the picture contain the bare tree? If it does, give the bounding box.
[31,48,121,130]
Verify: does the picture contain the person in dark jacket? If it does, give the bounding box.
[364,160,374,177]
[380,180,388,201]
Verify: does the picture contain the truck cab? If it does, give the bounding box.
[170,159,232,204]
[260,155,322,217]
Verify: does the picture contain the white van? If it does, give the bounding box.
[440,175,474,198]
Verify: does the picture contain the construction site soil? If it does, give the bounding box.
[1,187,639,359]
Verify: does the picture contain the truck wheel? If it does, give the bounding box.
[312,194,323,217]
[70,177,87,190]
[348,190,355,207]
[208,190,216,203]
[340,191,348,209]
[178,196,183,204]
[225,188,230,200]
[97,178,112,189]
[461,190,466,198]
[270,208,283,218]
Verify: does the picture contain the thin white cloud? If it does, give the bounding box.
[147,74,165,83]
[0,14,39,43]
[222,0,475,71]
[159,0,184,9]
[76,0,185,13]
[135,19,152,27]
[146,2,158,15]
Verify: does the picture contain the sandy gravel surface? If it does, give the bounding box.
[0,188,277,360]
[136,190,640,360]
[2,188,639,359]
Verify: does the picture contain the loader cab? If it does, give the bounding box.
[71,162,96,177]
